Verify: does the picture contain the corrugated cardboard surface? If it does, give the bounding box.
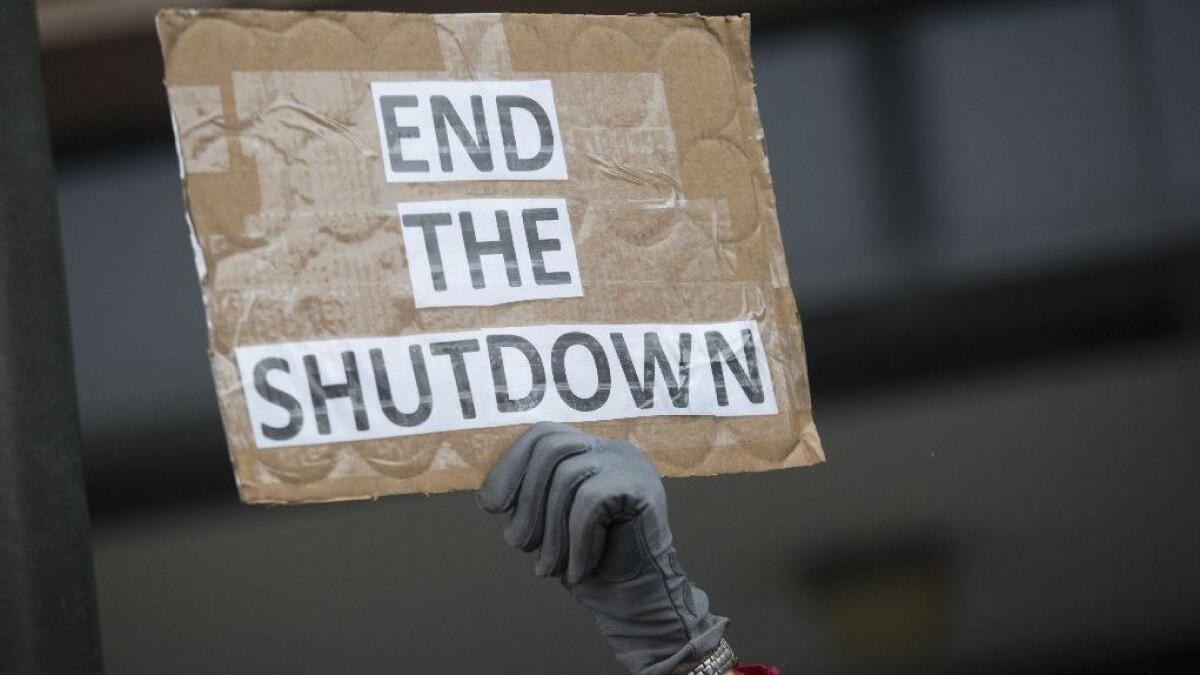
[157,9,824,503]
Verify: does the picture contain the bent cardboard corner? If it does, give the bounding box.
[157,9,825,504]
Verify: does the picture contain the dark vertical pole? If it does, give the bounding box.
[860,7,935,264]
[0,0,104,673]
[1117,0,1171,219]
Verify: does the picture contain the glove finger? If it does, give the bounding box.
[503,433,592,550]
[592,519,643,582]
[566,479,619,585]
[477,421,588,513]
[535,456,598,577]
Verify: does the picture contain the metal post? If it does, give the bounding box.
[0,0,104,672]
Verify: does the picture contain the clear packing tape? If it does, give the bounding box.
[157,10,825,503]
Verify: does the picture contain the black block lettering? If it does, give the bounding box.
[461,210,521,289]
[401,212,453,291]
[496,95,555,172]
[253,357,304,441]
[551,332,611,412]
[705,329,765,406]
[522,207,571,286]
[429,339,482,419]
[303,352,369,435]
[379,95,429,173]
[431,94,494,173]
[371,346,432,428]
[487,335,546,413]
[611,332,691,409]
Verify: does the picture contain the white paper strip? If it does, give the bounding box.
[371,80,568,183]
[397,197,583,308]
[236,320,778,449]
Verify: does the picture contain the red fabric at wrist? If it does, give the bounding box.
[735,666,780,675]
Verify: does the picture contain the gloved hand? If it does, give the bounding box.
[478,421,729,675]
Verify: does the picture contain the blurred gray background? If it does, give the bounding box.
[35,0,1200,672]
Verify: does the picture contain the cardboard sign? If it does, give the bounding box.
[157,10,825,503]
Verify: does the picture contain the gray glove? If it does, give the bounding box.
[478,421,729,675]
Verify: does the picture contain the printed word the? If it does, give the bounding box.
[397,198,582,308]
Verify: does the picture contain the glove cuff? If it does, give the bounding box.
[640,611,728,675]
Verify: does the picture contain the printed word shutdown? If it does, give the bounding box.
[237,321,778,448]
